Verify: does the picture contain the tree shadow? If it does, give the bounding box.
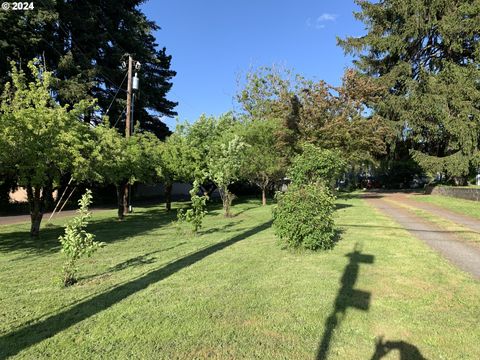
[316,243,374,360]
[335,203,353,210]
[0,207,178,255]
[371,336,427,359]
[198,220,243,235]
[0,220,272,359]
[78,243,188,283]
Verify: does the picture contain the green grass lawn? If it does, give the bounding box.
[411,194,480,219]
[1,197,479,359]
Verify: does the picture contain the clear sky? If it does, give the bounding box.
[141,0,366,130]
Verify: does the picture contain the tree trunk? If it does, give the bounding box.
[27,186,44,237]
[116,183,125,220]
[219,186,233,217]
[261,187,267,206]
[165,182,172,211]
[123,183,129,215]
[43,179,54,211]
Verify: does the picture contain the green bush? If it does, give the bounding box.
[177,180,208,233]
[59,189,103,286]
[273,183,336,250]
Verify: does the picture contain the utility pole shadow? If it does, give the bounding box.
[316,243,374,360]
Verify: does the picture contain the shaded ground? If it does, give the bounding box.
[364,192,480,279]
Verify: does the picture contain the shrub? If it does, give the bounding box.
[177,180,208,233]
[273,183,336,250]
[59,189,103,286]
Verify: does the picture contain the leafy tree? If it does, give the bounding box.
[297,70,392,167]
[158,132,191,211]
[90,125,162,219]
[241,118,284,205]
[238,67,390,174]
[167,114,240,199]
[0,60,92,236]
[339,0,480,183]
[208,134,248,217]
[59,189,103,286]
[237,67,301,167]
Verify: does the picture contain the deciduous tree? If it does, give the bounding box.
[0,61,92,236]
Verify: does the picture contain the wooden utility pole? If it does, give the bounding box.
[123,55,133,215]
[125,55,133,139]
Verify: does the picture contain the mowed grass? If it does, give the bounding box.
[412,193,480,219]
[0,197,479,359]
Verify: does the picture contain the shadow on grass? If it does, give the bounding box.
[0,207,178,255]
[316,243,374,360]
[315,243,427,360]
[198,220,243,235]
[335,203,352,210]
[371,336,427,359]
[78,242,188,283]
[0,220,272,359]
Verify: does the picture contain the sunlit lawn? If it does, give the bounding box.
[412,193,480,220]
[0,196,479,359]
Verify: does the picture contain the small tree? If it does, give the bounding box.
[208,135,247,217]
[177,180,208,233]
[159,132,192,211]
[59,189,103,286]
[273,143,341,251]
[90,125,162,219]
[242,118,284,205]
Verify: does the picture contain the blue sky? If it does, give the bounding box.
[141,1,366,130]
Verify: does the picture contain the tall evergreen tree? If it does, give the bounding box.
[339,0,480,183]
[0,0,176,139]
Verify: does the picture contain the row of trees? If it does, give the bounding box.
[0,0,176,210]
[159,66,391,218]
[0,56,391,236]
[0,61,163,235]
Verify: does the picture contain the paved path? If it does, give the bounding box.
[363,192,480,280]
[0,208,112,226]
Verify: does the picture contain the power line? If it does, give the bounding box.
[105,70,128,115]
[113,105,127,128]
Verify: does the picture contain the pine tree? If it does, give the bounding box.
[339,0,480,182]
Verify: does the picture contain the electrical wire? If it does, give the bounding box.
[113,105,127,128]
[105,70,128,115]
